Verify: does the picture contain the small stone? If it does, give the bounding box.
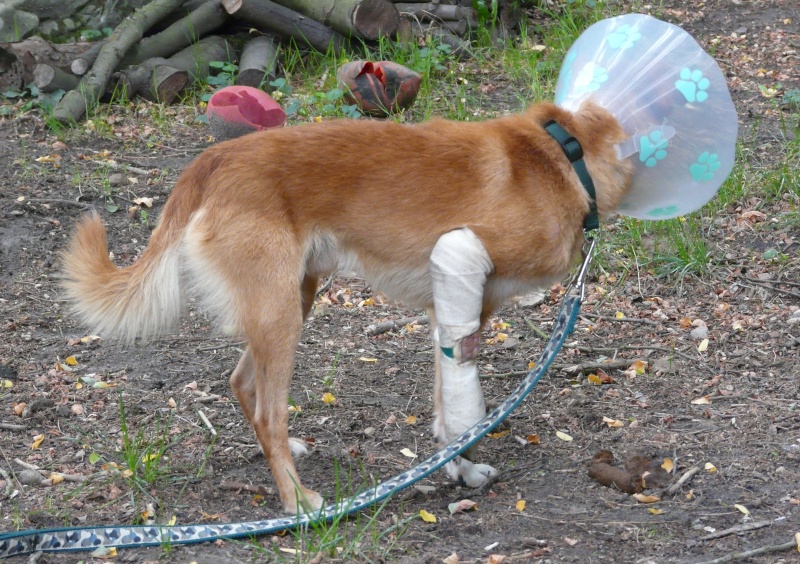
[518,291,545,307]
[690,325,709,340]
[108,173,127,187]
[18,469,44,486]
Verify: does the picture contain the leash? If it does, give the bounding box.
[0,239,596,558]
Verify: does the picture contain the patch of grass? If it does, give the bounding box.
[248,463,412,562]
[118,396,173,487]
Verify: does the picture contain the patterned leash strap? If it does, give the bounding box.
[0,240,595,558]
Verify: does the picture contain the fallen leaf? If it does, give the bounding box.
[615,311,625,319]
[648,508,664,515]
[358,357,377,363]
[287,404,302,413]
[555,431,573,442]
[705,462,717,473]
[31,434,45,449]
[400,448,417,459]
[692,396,711,405]
[71,404,84,416]
[564,537,578,546]
[698,339,709,352]
[632,493,660,503]
[49,473,64,485]
[588,373,602,385]
[2,379,12,388]
[734,504,750,515]
[90,546,117,558]
[487,555,507,564]
[448,499,478,514]
[661,458,674,473]
[13,402,26,415]
[168,397,177,408]
[602,416,624,428]
[629,360,647,375]
[419,509,437,523]
[404,415,417,425]
[64,356,78,366]
[442,553,459,564]
[795,532,800,553]
[679,317,693,329]
[686,490,695,500]
[516,499,526,511]
[141,453,159,463]
[527,434,540,445]
[133,197,153,208]
[487,429,510,439]
[321,392,336,404]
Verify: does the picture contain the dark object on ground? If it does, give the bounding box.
[337,60,422,117]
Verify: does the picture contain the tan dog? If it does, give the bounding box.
[62,101,632,513]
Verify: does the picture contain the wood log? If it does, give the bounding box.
[394,2,476,23]
[118,0,229,68]
[115,59,189,103]
[70,41,103,76]
[270,0,399,40]
[1,37,92,90]
[33,63,80,92]
[164,35,233,83]
[235,36,280,88]
[53,0,184,123]
[225,0,347,54]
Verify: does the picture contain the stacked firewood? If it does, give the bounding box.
[0,0,521,123]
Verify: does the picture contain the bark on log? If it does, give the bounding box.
[118,0,229,68]
[33,64,80,92]
[235,35,279,87]
[270,0,399,40]
[226,0,347,54]
[115,59,189,103]
[52,0,184,124]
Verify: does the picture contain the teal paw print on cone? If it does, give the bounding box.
[607,24,642,49]
[639,130,669,167]
[690,152,721,181]
[647,205,680,218]
[573,63,608,96]
[676,68,710,103]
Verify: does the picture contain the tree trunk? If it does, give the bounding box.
[225,0,347,54]
[52,0,184,124]
[118,0,229,68]
[235,35,280,88]
[270,0,399,40]
[33,63,80,92]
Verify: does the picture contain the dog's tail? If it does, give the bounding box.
[62,156,212,342]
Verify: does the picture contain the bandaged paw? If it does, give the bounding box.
[445,457,499,488]
[288,437,309,459]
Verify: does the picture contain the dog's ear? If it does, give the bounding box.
[574,100,628,146]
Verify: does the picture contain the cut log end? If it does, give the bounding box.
[353,0,400,40]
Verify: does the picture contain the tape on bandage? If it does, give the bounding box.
[440,331,480,363]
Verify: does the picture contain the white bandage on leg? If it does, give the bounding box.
[430,228,494,440]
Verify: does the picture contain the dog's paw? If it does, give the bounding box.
[284,487,324,515]
[445,458,499,488]
[288,437,309,459]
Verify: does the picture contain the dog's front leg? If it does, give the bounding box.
[430,228,499,488]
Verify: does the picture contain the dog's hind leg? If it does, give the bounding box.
[187,216,322,514]
[430,228,499,488]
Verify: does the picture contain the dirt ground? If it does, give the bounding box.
[1,1,799,563]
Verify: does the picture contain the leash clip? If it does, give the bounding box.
[571,229,598,302]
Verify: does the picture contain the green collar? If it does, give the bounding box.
[543,120,599,232]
